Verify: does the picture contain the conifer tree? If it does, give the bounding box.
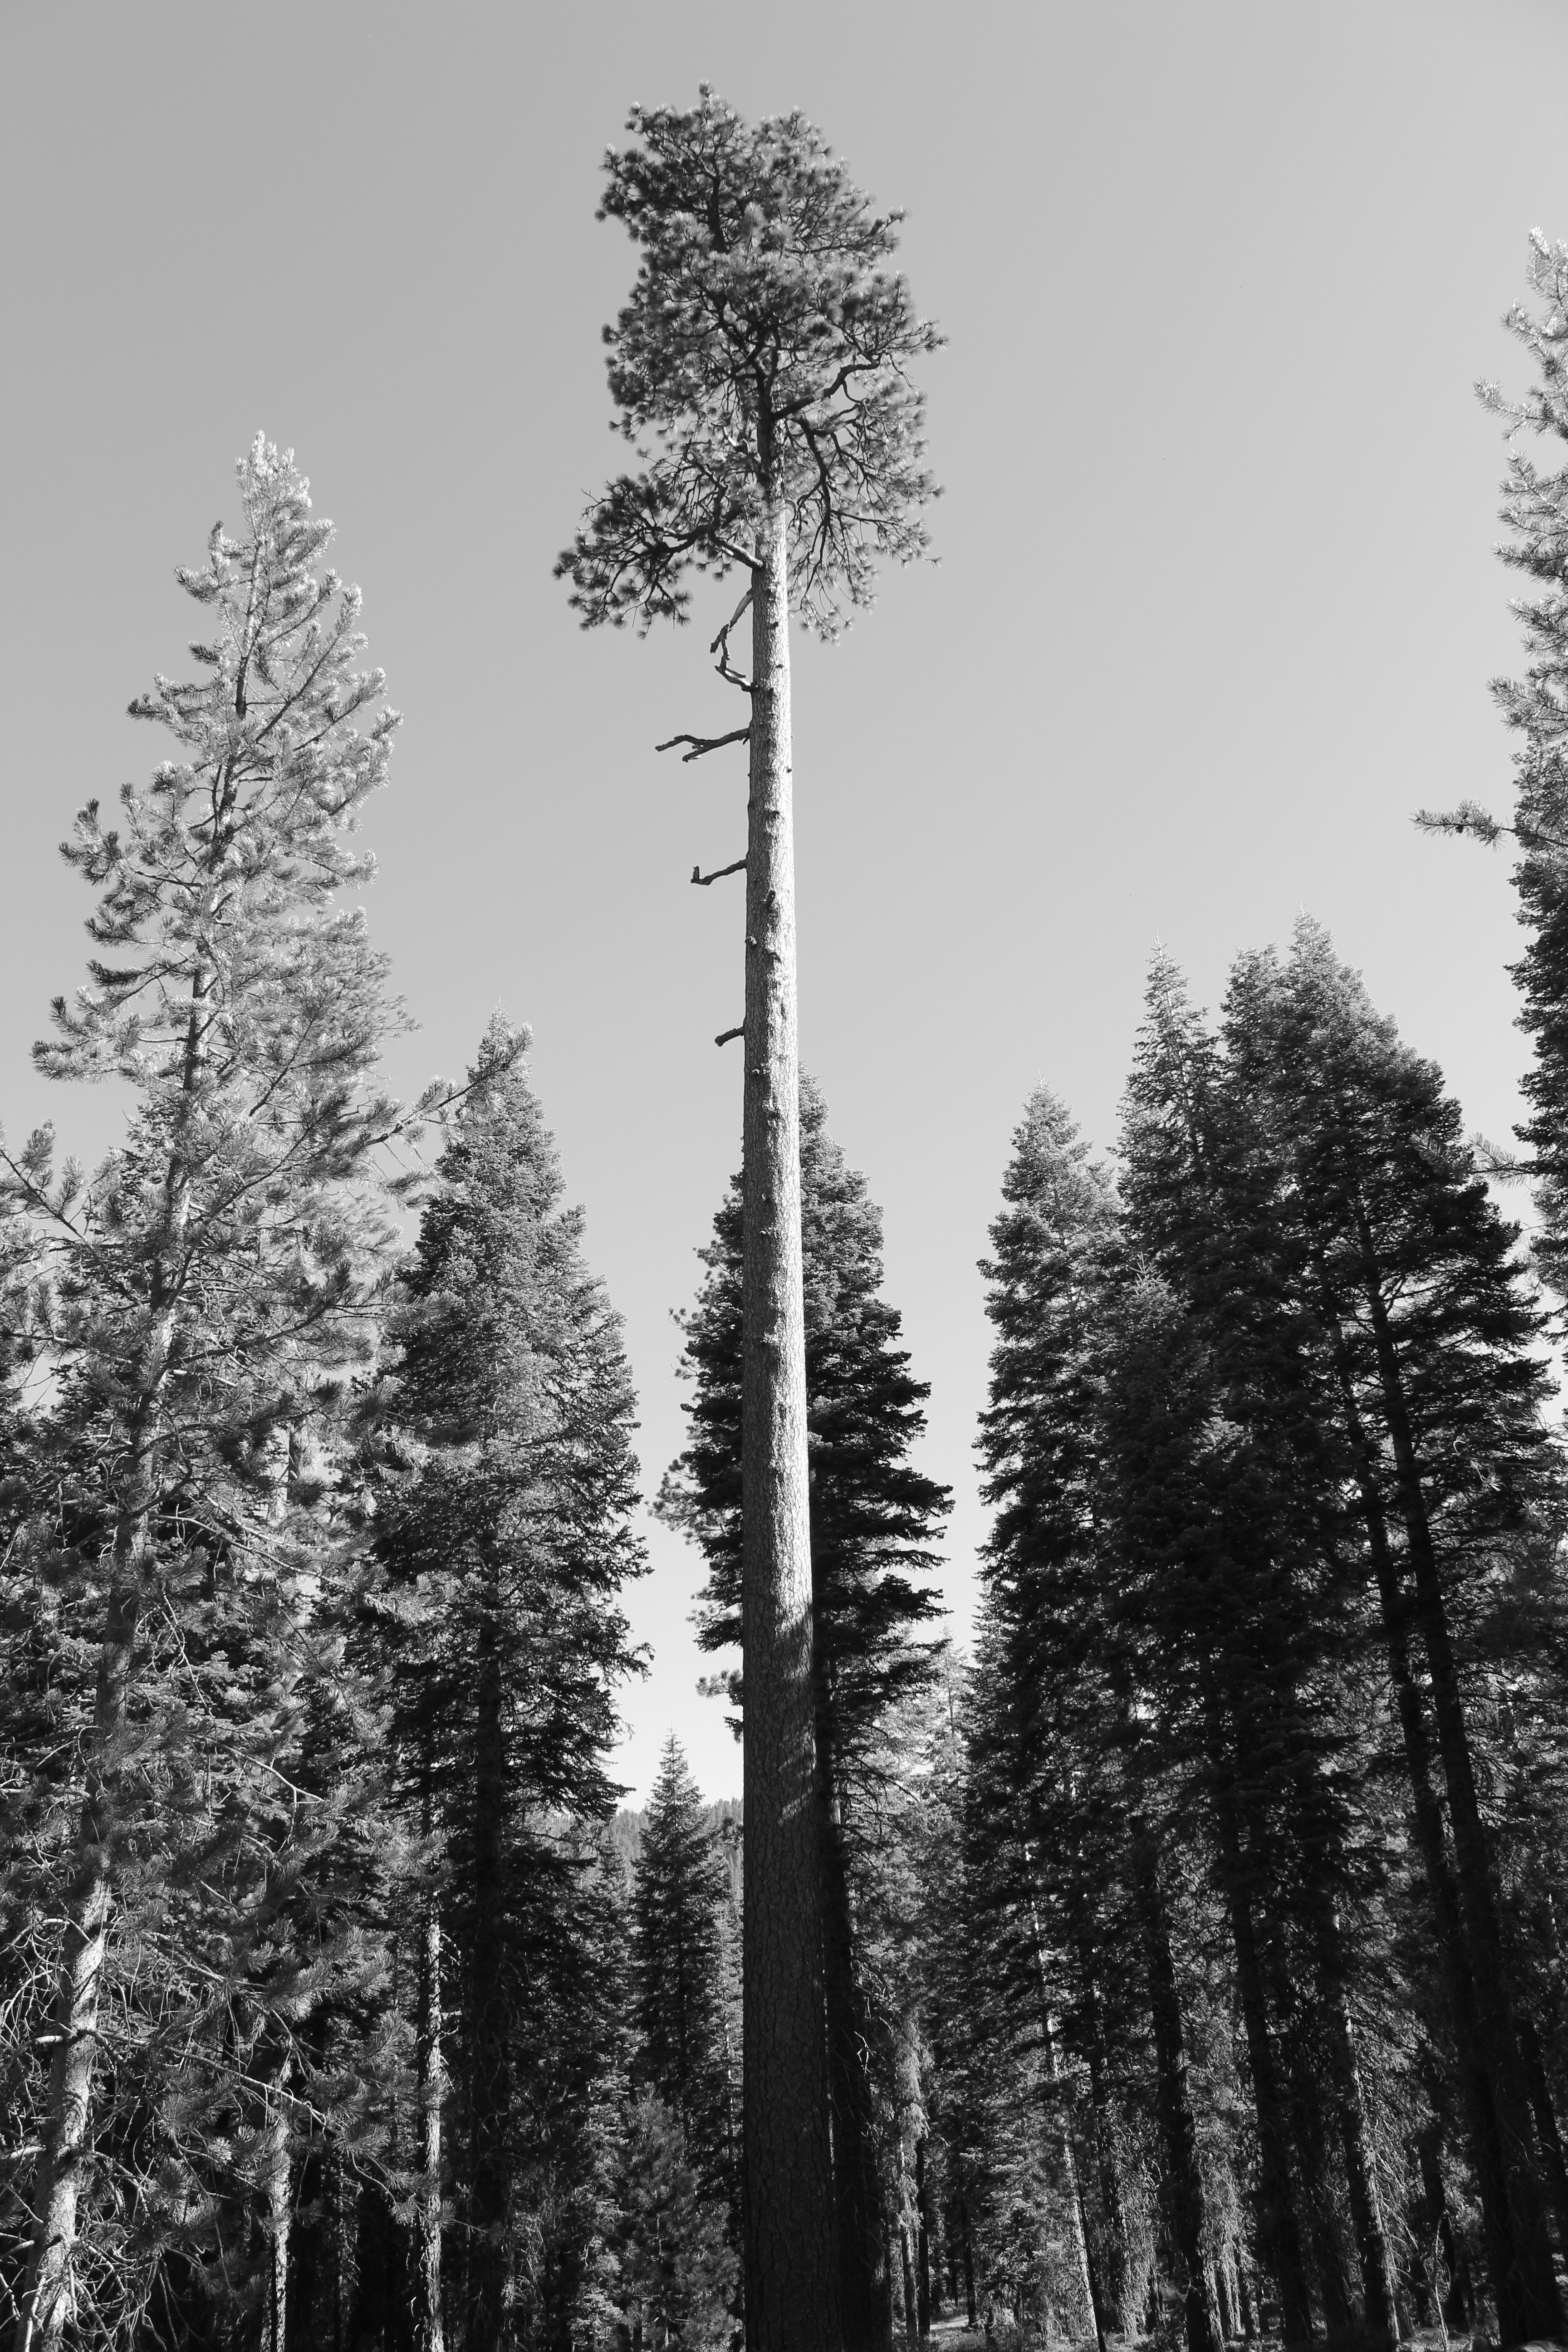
[559,95,939,2346]
[632,1738,737,2213]
[0,438,430,2352]
[1232,918,1565,2344]
[370,1018,646,2352]
[1419,234,1568,1297]
[665,1078,948,2349]
[972,1090,1219,2352]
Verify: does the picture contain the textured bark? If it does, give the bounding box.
[260,2067,294,2352]
[741,510,837,2352]
[1350,1213,1562,2344]
[1132,1832,1219,2352]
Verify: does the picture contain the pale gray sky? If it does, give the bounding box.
[1,0,1562,1799]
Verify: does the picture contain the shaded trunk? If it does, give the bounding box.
[898,2229,917,2352]
[260,2066,294,2352]
[1076,1931,1129,2331]
[1132,1828,1219,2352]
[914,2140,932,2340]
[1316,1911,1398,2351]
[1318,1275,1531,2334]
[816,1700,890,2351]
[467,1567,510,2352]
[741,507,837,2352]
[1519,2014,1568,2249]
[958,2193,978,2329]
[1210,1790,1314,2347]
[1348,1214,1562,2344]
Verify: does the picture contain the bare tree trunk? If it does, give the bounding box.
[1314,1912,1398,2352]
[1131,1829,1219,2352]
[914,2140,932,2342]
[741,508,837,2352]
[1318,1275,1530,2334]
[816,1695,890,2352]
[1348,1215,1563,2345]
[261,2066,294,2352]
[1210,1792,1314,2349]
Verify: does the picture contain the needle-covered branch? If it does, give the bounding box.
[556,88,941,642]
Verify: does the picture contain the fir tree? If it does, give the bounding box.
[559,95,940,2347]
[666,1077,949,2350]
[1419,233,1568,1299]
[1232,917,1565,2344]
[1,438,428,2352]
[632,1739,737,2213]
[370,1019,647,2352]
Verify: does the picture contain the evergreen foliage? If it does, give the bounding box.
[631,1738,737,2214]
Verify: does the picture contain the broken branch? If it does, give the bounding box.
[691,857,746,887]
[657,725,751,764]
[715,1026,744,1048]
[711,586,755,694]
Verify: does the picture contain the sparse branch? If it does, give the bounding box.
[711,588,754,692]
[691,857,746,887]
[714,1025,744,1047]
[657,725,751,764]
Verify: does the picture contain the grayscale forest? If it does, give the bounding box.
[7,66,1568,2352]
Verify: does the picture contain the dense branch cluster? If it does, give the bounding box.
[556,90,940,637]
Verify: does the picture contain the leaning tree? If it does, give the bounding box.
[558,90,940,2352]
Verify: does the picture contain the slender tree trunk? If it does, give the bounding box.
[914,2140,932,2341]
[741,508,837,2352]
[898,2230,917,2352]
[1317,1275,1530,2333]
[468,1564,510,2352]
[1076,1931,1128,2333]
[816,1703,891,2352]
[14,940,220,2352]
[260,2062,294,2352]
[416,1772,446,2352]
[1312,1905,1398,2352]
[958,2193,977,2329]
[1210,1789,1314,2347]
[1131,1828,1219,2352]
[1026,1906,1107,2352]
[1348,1213,1562,2343]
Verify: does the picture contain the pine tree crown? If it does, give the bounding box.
[557,88,941,639]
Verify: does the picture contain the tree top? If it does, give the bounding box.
[558,88,941,639]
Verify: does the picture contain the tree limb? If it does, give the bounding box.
[691,857,746,887]
[715,1025,744,1047]
[657,725,751,764]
